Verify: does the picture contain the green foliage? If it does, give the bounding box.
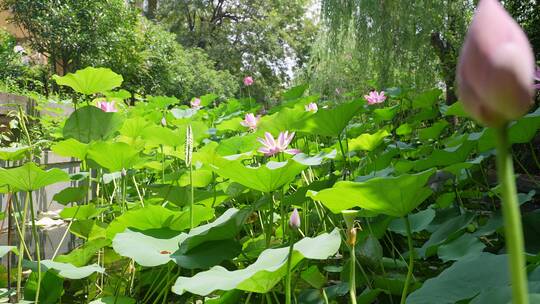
[157,0,317,100]
[172,229,341,295]
[52,67,123,95]
[0,162,69,191]
[92,19,238,100]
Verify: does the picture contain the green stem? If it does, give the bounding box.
[16,192,30,301]
[29,192,41,303]
[285,231,295,304]
[349,243,357,304]
[189,164,194,229]
[400,216,414,304]
[337,135,349,177]
[495,126,529,304]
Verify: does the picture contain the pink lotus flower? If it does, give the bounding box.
[305,102,318,113]
[97,101,117,112]
[240,113,260,130]
[364,91,386,105]
[257,131,301,157]
[289,208,300,229]
[457,0,535,127]
[191,98,201,109]
[243,76,254,86]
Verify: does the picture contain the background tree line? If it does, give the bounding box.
[0,0,537,103]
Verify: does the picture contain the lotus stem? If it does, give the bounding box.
[189,164,194,229]
[495,126,529,304]
[348,229,357,304]
[29,192,41,303]
[400,215,414,304]
[16,192,30,301]
[285,230,295,304]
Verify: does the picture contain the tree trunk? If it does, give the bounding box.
[430,32,458,105]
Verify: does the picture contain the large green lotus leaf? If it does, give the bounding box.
[172,229,341,295]
[147,95,179,109]
[87,141,141,172]
[118,117,151,140]
[348,130,390,152]
[388,209,436,236]
[210,157,307,193]
[418,121,449,141]
[412,88,442,109]
[52,67,123,95]
[413,141,475,171]
[178,169,213,187]
[0,146,30,161]
[270,95,318,115]
[216,116,244,133]
[51,139,88,160]
[406,253,508,304]
[419,212,475,258]
[24,268,63,304]
[257,106,312,135]
[475,108,540,152]
[200,93,218,106]
[60,204,104,220]
[148,184,228,208]
[55,238,110,267]
[309,169,435,216]
[437,233,485,262]
[396,123,413,136]
[89,296,135,304]
[106,204,214,239]
[141,125,183,147]
[0,162,69,191]
[112,228,187,267]
[297,101,363,137]
[282,84,308,101]
[373,105,399,122]
[441,101,468,118]
[53,186,87,205]
[177,208,252,253]
[70,219,107,241]
[173,239,241,270]
[63,106,124,143]
[216,134,259,155]
[35,260,104,279]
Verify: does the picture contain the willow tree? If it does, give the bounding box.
[308,0,474,103]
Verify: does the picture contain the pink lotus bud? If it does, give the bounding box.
[121,168,127,177]
[161,117,167,127]
[289,208,300,229]
[243,76,254,86]
[456,0,535,127]
[190,98,201,109]
[534,66,540,90]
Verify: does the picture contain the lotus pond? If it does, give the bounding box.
[1,1,540,304]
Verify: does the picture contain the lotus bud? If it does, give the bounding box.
[456,0,535,127]
[289,208,300,230]
[161,117,167,127]
[185,125,193,167]
[347,227,357,246]
[121,168,127,177]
